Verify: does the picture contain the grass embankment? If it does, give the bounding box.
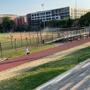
[0,46,90,90]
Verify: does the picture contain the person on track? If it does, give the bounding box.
[26,47,30,58]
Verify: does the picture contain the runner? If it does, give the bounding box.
[26,47,30,58]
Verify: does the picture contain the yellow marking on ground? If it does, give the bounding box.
[60,82,74,90]
[70,75,90,90]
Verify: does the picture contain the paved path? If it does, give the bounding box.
[0,38,90,72]
[35,59,90,90]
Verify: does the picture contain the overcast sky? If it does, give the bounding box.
[0,0,90,15]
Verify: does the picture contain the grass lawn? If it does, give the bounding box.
[0,46,90,90]
[0,32,58,57]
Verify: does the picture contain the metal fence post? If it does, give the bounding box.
[37,30,39,47]
[46,30,48,41]
[20,32,23,46]
[26,37,28,46]
[10,33,13,48]
[29,31,31,45]
[40,30,42,44]
[52,28,53,41]
[0,42,3,58]
[14,39,17,53]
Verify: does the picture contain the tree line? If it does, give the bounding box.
[41,12,90,28]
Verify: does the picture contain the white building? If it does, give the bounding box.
[27,6,90,26]
[70,7,90,19]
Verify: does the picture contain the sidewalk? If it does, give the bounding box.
[0,38,90,81]
[35,58,90,90]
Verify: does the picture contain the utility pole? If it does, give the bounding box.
[41,4,45,29]
[75,0,77,19]
[75,0,78,36]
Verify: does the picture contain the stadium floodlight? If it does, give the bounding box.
[41,4,45,29]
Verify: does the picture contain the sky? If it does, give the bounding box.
[0,0,90,16]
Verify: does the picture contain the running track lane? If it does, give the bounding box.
[0,38,90,72]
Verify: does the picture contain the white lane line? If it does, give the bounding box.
[70,75,90,90]
[51,72,71,84]
[82,62,90,68]
[59,82,74,90]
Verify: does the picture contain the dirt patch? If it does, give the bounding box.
[6,33,37,39]
[6,33,44,40]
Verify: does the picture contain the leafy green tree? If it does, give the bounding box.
[67,18,73,27]
[59,19,68,27]
[2,17,15,32]
[21,25,26,31]
[78,12,90,26]
[40,18,75,28]
[0,24,4,33]
[85,21,89,26]
[16,25,22,32]
[26,25,31,31]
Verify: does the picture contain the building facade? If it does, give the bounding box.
[27,6,90,27]
[15,16,27,26]
[0,14,17,24]
[70,7,90,19]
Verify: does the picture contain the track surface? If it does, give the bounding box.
[0,38,90,72]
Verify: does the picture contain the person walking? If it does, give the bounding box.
[26,47,30,58]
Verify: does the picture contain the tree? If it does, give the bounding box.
[40,18,75,28]
[27,25,31,31]
[78,12,90,26]
[2,17,15,32]
[0,24,4,33]
[67,18,73,27]
[21,25,26,31]
[16,25,21,32]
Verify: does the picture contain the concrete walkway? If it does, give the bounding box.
[35,58,90,90]
[0,39,90,81]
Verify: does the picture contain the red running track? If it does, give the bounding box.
[0,38,90,72]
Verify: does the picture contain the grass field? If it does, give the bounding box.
[0,31,60,42]
[0,31,59,57]
[0,46,90,90]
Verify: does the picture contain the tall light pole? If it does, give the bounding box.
[41,4,45,29]
[75,0,77,19]
[75,0,77,36]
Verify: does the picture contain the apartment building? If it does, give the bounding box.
[70,7,90,19]
[0,14,17,24]
[15,16,27,26]
[27,6,90,27]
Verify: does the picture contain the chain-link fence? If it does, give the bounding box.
[0,28,89,57]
